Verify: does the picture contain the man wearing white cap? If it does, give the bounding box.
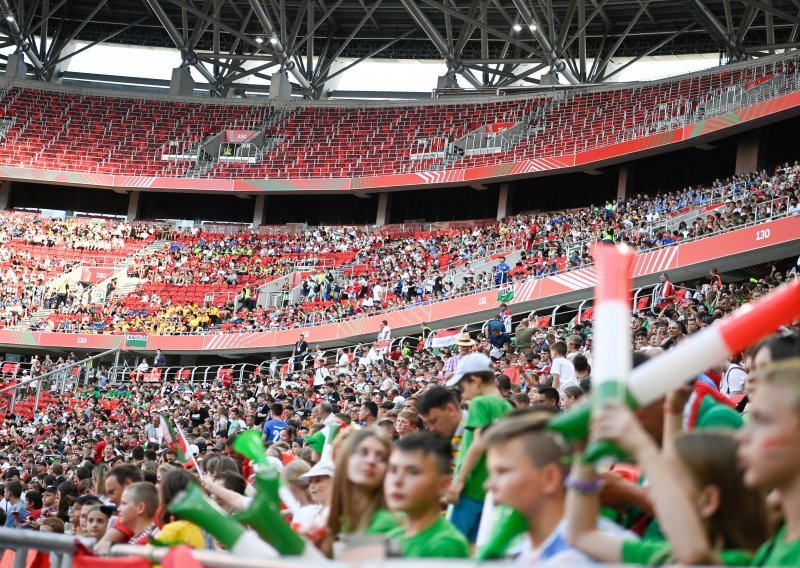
[442,352,512,543]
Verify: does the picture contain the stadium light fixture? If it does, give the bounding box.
[269,35,278,45]
[528,23,537,32]
[5,15,13,22]
[255,36,264,44]
[512,24,522,32]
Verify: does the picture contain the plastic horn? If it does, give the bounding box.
[232,429,269,467]
[233,430,302,515]
[475,505,529,561]
[168,484,277,559]
[550,279,800,441]
[231,431,321,557]
[232,474,316,557]
[583,244,634,462]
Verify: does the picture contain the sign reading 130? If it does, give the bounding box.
[755,228,771,241]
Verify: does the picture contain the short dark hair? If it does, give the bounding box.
[131,446,145,461]
[361,400,378,418]
[5,480,22,498]
[25,490,43,509]
[394,432,452,475]
[107,464,142,486]
[495,374,512,392]
[416,387,460,416]
[550,341,567,357]
[271,403,283,415]
[217,471,247,495]
[572,354,590,373]
[533,385,560,406]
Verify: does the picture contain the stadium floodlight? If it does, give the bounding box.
[5,15,13,22]
[269,35,278,45]
[528,23,537,32]
[512,24,522,32]
[255,37,264,44]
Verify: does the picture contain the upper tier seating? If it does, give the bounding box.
[0,54,796,180]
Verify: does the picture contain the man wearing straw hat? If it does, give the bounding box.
[444,332,476,374]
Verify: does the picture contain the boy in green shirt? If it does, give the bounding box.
[443,352,512,543]
[385,432,470,559]
[738,359,800,566]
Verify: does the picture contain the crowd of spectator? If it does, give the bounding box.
[0,214,156,328]
[7,162,800,334]
[0,260,797,565]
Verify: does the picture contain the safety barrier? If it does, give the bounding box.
[0,527,94,568]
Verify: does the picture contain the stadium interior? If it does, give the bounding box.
[0,0,798,565]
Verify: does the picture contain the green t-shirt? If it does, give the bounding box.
[753,525,800,566]
[622,539,751,566]
[366,507,402,535]
[456,395,513,501]
[389,516,470,558]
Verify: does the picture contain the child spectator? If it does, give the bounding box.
[565,401,767,565]
[485,408,630,563]
[156,469,205,548]
[117,482,159,545]
[738,359,800,565]
[444,353,512,543]
[84,505,110,540]
[384,432,469,558]
[326,429,399,553]
[38,517,65,534]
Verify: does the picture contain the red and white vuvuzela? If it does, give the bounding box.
[627,279,800,405]
[550,278,800,443]
[583,243,634,461]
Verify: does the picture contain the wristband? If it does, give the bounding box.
[564,474,604,494]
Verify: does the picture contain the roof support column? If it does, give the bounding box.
[685,0,743,60]
[145,0,218,87]
[511,0,579,84]
[0,0,44,74]
[398,0,483,88]
[246,0,311,91]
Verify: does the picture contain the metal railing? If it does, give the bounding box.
[0,348,119,414]
[0,525,94,568]
[108,361,259,387]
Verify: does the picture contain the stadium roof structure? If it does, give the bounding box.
[1,0,800,98]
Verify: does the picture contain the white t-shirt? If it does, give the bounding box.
[720,364,747,396]
[550,357,577,393]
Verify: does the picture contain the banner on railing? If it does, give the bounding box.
[497,283,515,303]
[125,334,147,349]
[79,266,114,283]
[425,327,464,349]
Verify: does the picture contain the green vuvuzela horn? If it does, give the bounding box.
[168,484,277,559]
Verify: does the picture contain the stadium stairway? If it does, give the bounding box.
[99,238,172,301]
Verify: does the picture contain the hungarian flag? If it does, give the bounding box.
[425,327,464,349]
[159,414,194,467]
[497,283,515,303]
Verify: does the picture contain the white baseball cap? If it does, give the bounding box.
[445,352,494,387]
[300,460,334,479]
